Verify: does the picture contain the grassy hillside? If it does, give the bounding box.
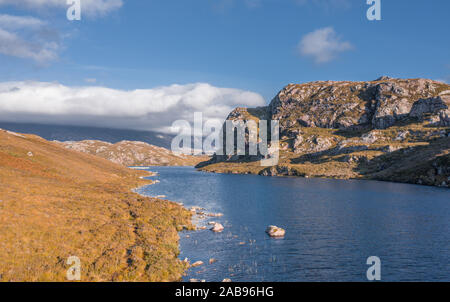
[0,129,192,281]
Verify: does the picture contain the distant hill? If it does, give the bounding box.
[0,122,174,149]
[59,140,209,167]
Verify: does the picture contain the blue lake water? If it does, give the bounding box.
[136,166,450,282]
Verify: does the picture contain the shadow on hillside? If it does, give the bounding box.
[290,144,376,165]
[353,137,450,177]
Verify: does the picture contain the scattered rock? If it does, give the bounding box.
[6,130,25,138]
[382,145,404,153]
[27,151,33,157]
[179,225,190,231]
[222,278,232,282]
[191,261,203,267]
[207,212,223,217]
[266,225,286,238]
[60,139,207,166]
[395,130,409,141]
[211,223,224,233]
[361,131,381,144]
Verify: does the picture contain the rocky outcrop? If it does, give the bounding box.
[210,223,224,233]
[409,96,450,126]
[197,77,450,188]
[259,165,304,177]
[266,226,286,238]
[267,78,449,132]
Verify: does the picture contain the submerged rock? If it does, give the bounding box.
[266,225,286,238]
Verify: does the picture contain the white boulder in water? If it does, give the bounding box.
[211,223,224,232]
[266,225,285,238]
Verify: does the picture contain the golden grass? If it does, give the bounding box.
[0,130,193,281]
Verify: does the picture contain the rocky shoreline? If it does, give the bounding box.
[134,170,232,281]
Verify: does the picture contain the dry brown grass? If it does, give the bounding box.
[0,130,193,281]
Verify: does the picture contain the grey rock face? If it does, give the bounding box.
[409,96,450,126]
[204,78,450,170]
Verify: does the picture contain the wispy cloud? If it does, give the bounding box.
[0,0,123,17]
[0,0,123,63]
[298,27,352,63]
[0,81,266,133]
[0,14,46,29]
[0,14,60,63]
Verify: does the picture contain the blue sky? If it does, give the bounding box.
[0,0,449,132]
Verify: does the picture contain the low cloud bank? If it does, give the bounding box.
[0,81,266,133]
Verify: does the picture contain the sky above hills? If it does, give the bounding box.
[0,0,449,133]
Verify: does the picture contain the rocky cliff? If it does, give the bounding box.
[197,77,450,187]
[59,140,207,167]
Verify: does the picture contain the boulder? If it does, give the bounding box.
[211,223,224,233]
[191,261,203,267]
[266,225,286,238]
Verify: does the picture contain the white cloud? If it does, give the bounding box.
[0,28,59,63]
[0,14,60,63]
[298,27,352,63]
[0,14,46,30]
[0,0,123,17]
[0,81,266,133]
